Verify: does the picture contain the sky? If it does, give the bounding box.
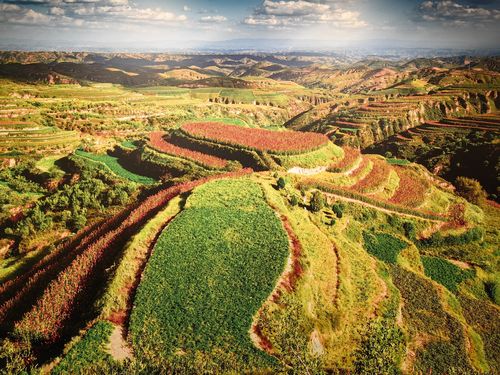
[0,0,499,50]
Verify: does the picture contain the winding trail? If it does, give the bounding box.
[322,191,446,222]
[287,165,328,175]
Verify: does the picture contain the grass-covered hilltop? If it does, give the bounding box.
[0,52,498,374]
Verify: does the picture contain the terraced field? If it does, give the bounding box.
[0,53,499,374]
[75,149,155,184]
[181,122,329,154]
[366,111,500,199]
[129,179,289,371]
[0,119,79,152]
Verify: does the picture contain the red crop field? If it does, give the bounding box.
[328,147,360,172]
[389,167,430,207]
[149,132,227,169]
[5,169,252,342]
[181,122,328,154]
[350,157,391,193]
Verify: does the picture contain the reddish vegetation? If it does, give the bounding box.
[252,324,274,353]
[328,147,360,172]
[389,167,430,207]
[278,215,303,293]
[440,203,467,231]
[149,131,227,169]
[3,169,252,342]
[487,200,500,210]
[181,122,328,154]
[350,157,391,193]
[349,157,370,179]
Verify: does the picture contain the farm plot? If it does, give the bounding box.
[390,267,474,374]
[363,232,408,264]
[277,142,343,169]
[75,149,155,184]
[181,122,329,154]
[148,131,228,169]
[328,147,361,173]
[129,179,289,372]
[422,256,475,293]
[389,167,430,207]
[350,156,392,194]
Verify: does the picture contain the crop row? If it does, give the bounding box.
[181,122,329,155]
[10,169,252,342]
[148,131,228,169]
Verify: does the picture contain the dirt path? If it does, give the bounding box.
[287,165,328,175]
[323,191,445,222]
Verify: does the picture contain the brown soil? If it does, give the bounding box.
[107,325,133,361]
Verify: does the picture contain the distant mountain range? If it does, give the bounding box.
[1,38,499,58]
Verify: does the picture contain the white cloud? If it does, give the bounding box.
[244,0,367,28]
[0,4,51,25]
[0,0,188,28]
[200,15,227,23]
[183,5,191,12]
[49,7,65,16]
[418,0,500,25]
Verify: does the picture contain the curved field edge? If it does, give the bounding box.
[180,122,329,155]
[128,178,290,372]
[98,194,185,322]
[74,149,156,185]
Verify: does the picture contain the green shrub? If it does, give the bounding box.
[418,227,484,248]
[363,232,408,264]
[484,277,500,305]
[455,176,487,206]
[277,177,286,189]
[403,222,416,240]
[332,203,343,218]
[289,194,299,206]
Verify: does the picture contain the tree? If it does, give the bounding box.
[310,191,325,212]
[277,177,286,190]
[332,203,343,219]
[455,176,487,206]
[403,221,416,240]
[289,194,299,207]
